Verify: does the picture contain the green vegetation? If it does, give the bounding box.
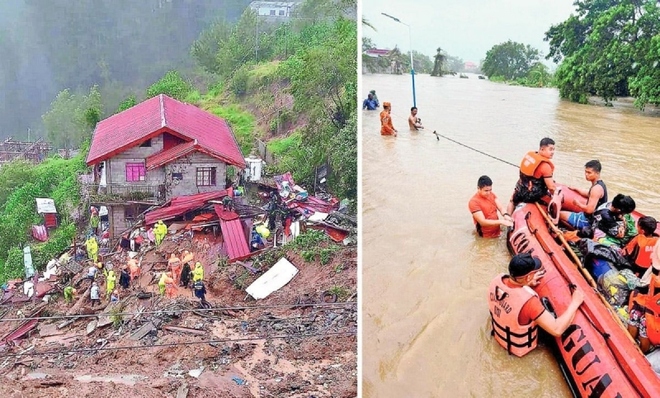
[146,70,194,101]
[0,0,357,284]
[42,86,103,150]
[546,0,660,108]
[205,104,256,156]
[193,0,357,198]
[481,40,551,87]
[0,155,87,282]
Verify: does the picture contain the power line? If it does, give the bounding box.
[0,301,357,323]
[1,330,356,358]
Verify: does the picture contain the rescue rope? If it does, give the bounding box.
[385,111,519,167]
[0,330,356,358]
[433,131,519,168]
[0,301,357,323]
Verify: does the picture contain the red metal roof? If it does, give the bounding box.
[215,205,250,260]
[146,140,197,170]
[86,94,246,168]
[144,190,228,225]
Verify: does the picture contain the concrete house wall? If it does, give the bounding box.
[164,152,227,198]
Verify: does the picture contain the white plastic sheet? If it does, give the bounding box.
[246,258,299,300]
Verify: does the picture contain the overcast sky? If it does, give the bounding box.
[362,0,577,65]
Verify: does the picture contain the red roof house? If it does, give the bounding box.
[86,94,247,239]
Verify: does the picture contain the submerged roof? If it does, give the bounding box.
[86,94,245,168]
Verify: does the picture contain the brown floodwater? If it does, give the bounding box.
[360,72,660,397]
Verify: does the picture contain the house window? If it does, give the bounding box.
[279,10,285,16]
[139,139,152,147]
[270,9,276,15]
[196,167,216,186]
[126,163,146,182]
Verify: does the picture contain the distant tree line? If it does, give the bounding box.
[546,0,660,108]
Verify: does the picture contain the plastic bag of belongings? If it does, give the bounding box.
[597,268,639,308]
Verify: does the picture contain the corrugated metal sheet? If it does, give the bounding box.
[215,205,250,260]
[145,190,228,225]
[31,225,48,241]
[86,94,246,168]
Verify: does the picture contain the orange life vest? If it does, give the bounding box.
[630,275,660,345]
[519,151,554,178]
[488,274,539,357]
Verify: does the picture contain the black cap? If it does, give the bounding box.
[509,253,542,277]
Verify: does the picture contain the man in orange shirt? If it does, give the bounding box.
[469,175,512,238]
[380,102,397,136]
[507,137,557,215]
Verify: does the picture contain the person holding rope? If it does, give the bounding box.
[380,102,397,136]
[408,107,424,130]
[469,175,513,238]
[506,137,557,215]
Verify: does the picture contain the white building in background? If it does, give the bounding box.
[249,1,300,18]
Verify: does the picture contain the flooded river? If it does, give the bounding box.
[361,72,660,397]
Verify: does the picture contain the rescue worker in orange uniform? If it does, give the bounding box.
[379,102,397,136]
[506,137,557,215]
[168,253,182,285]
[488,253,584,357]
[164,272,177,298]
[621,216,659,277]
[628,242,660,353]
[128,258,141,285]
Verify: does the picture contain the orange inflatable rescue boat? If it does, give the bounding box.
[507,186,660,397]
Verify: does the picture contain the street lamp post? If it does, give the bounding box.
[381,12,416,108]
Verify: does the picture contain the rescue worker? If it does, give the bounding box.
[119,266,130,289]
[180,261,192,288]
[154,220,167,246]
[63,286,77,304]
[222,195,234,212]
[506,137,557,216]
[628,242,660,353]
[622,216,659,277]
[86,235,99,263]
[86,263,99,281]
[110,290,120,302]
[90,206,100,236]
[90,282,100,307]
[380,102,397,136]
[192,262,204,282]
[164,272,177,298]
[128,258,141,284]
[488,253,584,357]
[105,270,117,299]
[158,272,168,296]
[168,253,182,285]
[193,280,207,302]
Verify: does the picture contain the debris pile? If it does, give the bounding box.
[0,175,357,397]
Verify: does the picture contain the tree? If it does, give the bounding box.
[482,41,540,80]
[412,50,433,74]
[42,86,103,151]
[146,71,193,101]
[544,0,660,107]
